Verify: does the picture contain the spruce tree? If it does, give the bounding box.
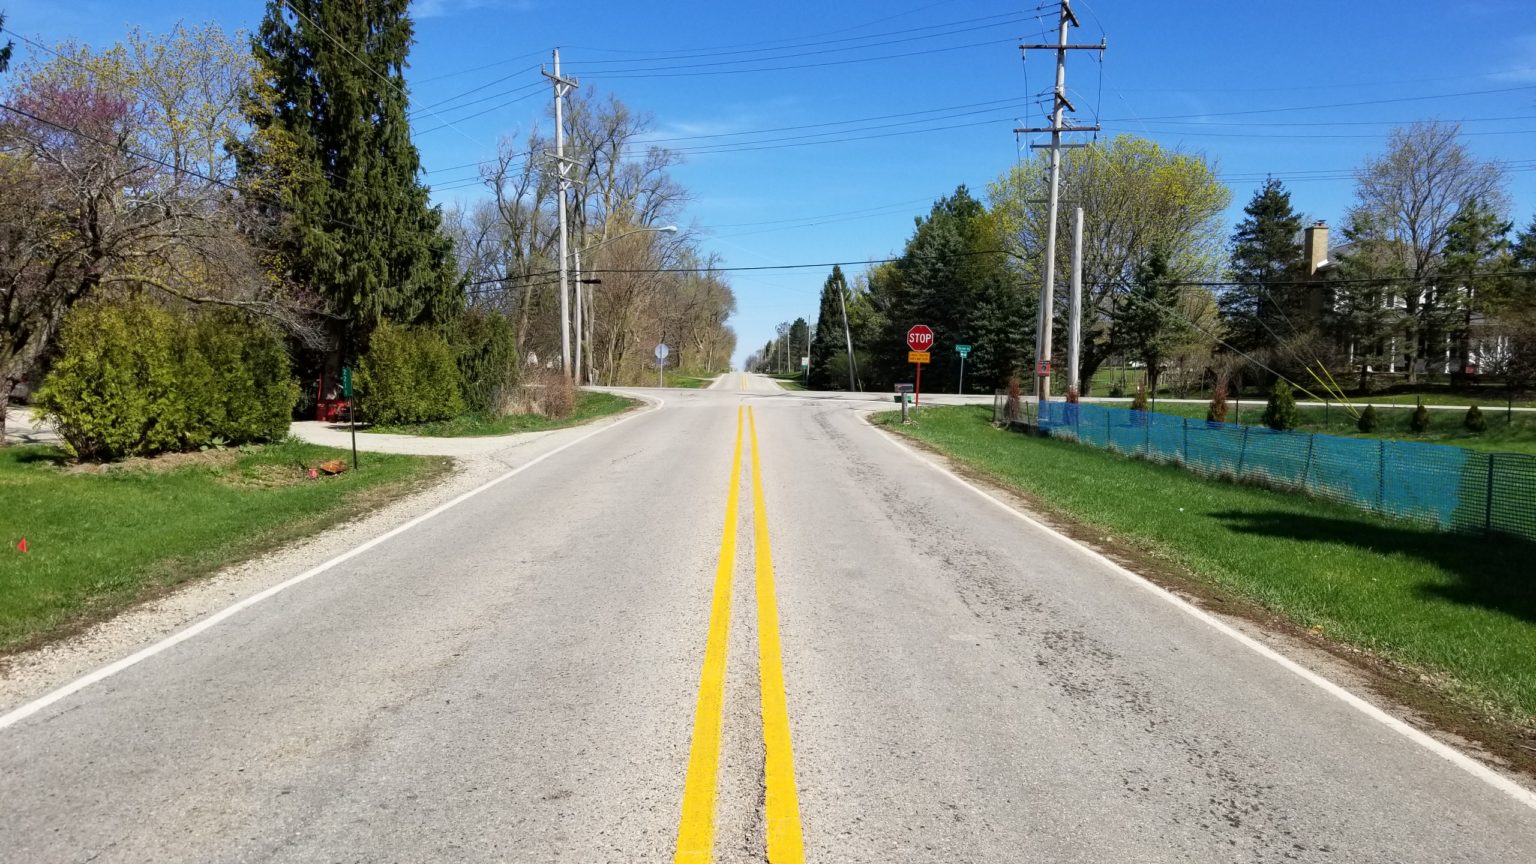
[1223,178,1304,353]
[1443,198,1512,377]
[808,266,851,390]
[240,0,460,354]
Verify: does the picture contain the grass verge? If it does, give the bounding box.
[874,405,1536,764]
[372,391,638,437]
[0,438,449,654]
[771,372,807,391]
[664,370,717,389]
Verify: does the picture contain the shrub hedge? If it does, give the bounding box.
[355,321,464,425]
[37,301,299,461]
[454,308,518,416]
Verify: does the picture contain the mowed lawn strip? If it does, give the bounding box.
[371,390,638,437]
[874,405,1536,726]
[0,439,448,653]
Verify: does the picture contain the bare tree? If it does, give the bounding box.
[1348,121,1508,382]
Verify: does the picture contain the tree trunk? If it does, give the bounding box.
[0,381,10,447]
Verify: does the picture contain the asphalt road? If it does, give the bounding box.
[3,373,1535,862]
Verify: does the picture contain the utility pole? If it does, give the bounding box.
[573,245,585,384]
[1016,1,1102,406]
[1068,206,1084,395]
[542,49,578,378]
[837,283,858,391]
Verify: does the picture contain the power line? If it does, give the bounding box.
[578,36,1019,80]
[407,72,542,118]
[568,13,1035,69]
[565,6,1049,59]
[1103,84,1536,123]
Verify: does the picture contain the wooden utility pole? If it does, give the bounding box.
[1016,1,1102,405]
[542,50,578,378]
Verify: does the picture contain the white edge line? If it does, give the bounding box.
[866,417,1536,812]
[0,395,665,732]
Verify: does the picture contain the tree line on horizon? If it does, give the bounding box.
[754,125,1536,400]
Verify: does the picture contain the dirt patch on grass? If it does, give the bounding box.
[877,419,1536,784]
[60,448,241,475]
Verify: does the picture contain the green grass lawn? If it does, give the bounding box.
[0,439,447,653]
[1143,400,1536,457]
[371,391,638,437]
[874,405,1536,727]
[664,370,717,389]
[771,372,807,391]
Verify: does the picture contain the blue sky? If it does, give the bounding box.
[6,0,1536,368]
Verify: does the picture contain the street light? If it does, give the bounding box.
[575,225,678,385]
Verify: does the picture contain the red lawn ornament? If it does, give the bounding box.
[16,537,28,553]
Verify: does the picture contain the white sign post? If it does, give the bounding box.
[654,343,669,388]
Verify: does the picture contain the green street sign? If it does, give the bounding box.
[955,344,971,357]
[342,366,353,399]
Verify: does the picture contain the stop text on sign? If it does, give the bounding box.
[906,324,934,352]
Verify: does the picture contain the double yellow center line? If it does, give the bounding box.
[674,405,805,864]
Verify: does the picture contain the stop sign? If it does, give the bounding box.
[906,324,934,352]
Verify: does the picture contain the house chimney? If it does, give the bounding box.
[1303,220,1329,278]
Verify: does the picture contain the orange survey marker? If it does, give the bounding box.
[16,537,28,553]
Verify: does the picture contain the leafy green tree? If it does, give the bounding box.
[1223,178,1304,353]
[808,266,853,390]
[239,0,460,355]
[990,135,1229,394]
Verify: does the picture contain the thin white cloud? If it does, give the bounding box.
[1489,33,1536,82]
[414,0,534,21]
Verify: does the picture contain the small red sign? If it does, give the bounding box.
[1036,360,1052,376]
[906,325,934,352]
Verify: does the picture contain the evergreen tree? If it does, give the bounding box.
[0,15,11,74]
[1223,178,1304,353]
[239,0,460,355]
[787,317,810,372]
[1111,249,1184,394]
[1261,380,1300,431]
[808,266,852,390]
[1513,214,1536,270]
[865,186,1028,391]
[1442,198,1512,377]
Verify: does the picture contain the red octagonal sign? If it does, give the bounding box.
[906,324,934,352]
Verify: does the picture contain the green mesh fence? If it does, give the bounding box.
[1018,400,1536,542]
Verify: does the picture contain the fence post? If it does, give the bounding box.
[1182,417,1189,466]
[1236,426,1250,479]
[1377,440,1386,513]
[1301,433,1316,492]
[1106,409,1112,451]
[1485,453,1496,533]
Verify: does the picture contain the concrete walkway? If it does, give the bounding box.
[2,406,60,446]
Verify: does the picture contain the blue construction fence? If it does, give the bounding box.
[992,395,1536,542]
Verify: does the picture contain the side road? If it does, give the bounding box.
[0,392,659,715]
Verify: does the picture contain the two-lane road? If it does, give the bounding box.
[3,375,1534,862]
